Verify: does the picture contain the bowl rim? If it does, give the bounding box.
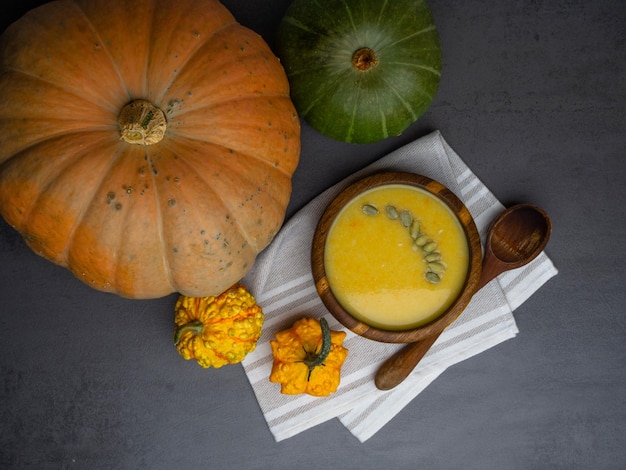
[311,171,483,343]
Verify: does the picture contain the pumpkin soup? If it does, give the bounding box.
[324,184,469,330]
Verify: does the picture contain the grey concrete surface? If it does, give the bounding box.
[1,1,625,468]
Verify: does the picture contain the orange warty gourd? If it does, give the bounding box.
[0,0,300,298]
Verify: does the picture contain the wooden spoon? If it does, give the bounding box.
[374,203,552,391]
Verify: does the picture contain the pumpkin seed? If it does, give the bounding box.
[385,205,399,220]
[427,262,446,274]
[422,241,437,253]
[409,220,421,239]
[425,252,442,262]
[400,210,413,227]
[414,234,428,246]
[362,204,379,216]
[361,200,447,282]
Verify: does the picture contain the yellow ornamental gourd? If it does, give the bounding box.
[269,317,348,397]
[174,284,264,368]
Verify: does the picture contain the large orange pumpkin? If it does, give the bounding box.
[0,0,300,298]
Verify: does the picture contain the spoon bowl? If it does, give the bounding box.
[374,203,552,390]
[477,204,551,290]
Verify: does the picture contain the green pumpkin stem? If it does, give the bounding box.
[302,318,332,381]
[174,320,204,345]
[352,47,378,72]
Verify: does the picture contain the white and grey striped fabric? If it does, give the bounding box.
[241,131,558,442]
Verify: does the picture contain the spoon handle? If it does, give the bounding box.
[374,204,552,391]
[374,252,507,391]
[374,333,441,390]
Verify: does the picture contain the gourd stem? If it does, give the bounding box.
[118,99,167,145]
[174,320,204,345]
[302,318,332,380]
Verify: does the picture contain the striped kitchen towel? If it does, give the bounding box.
[241,130,558,442]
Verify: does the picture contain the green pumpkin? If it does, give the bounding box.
[276,0,442,144]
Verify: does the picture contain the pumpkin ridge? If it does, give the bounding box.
[299,67,355,133]
[17,135,124,266]
[152,19,238,107]
[0,1,129,109]
[340,0,358,34]
[162,91,293,119]
[158,133,294,220]
[0,125,115,168]
[63,1,133,105]
[143,146,175,293]
[2,133,100,219]
[156,21,291,121]
[279,16,317,36]
[374,88,389,138]
[322,1,353,31]
[376,0,391,23]
[345,84,362,142]
[379,75,419,121]
[0,67,124,117]
[210,156,290,231]
[162,128,296,179]
[158,146,266,254]
[281,2,341,36]
[0,75,122,158]
[383,60,442,77]
[141,2,156,97]
[379,25,438,50]
[293,78,339,117]
[64,142,129,271]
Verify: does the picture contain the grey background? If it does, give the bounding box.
[1,1,625,468]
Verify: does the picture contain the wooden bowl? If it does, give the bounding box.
[311,172,483,343]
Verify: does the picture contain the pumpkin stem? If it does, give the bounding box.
[118,99,167,145]
[352,47,379,72]
[302,318,332,381]
[174,319,204,345]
